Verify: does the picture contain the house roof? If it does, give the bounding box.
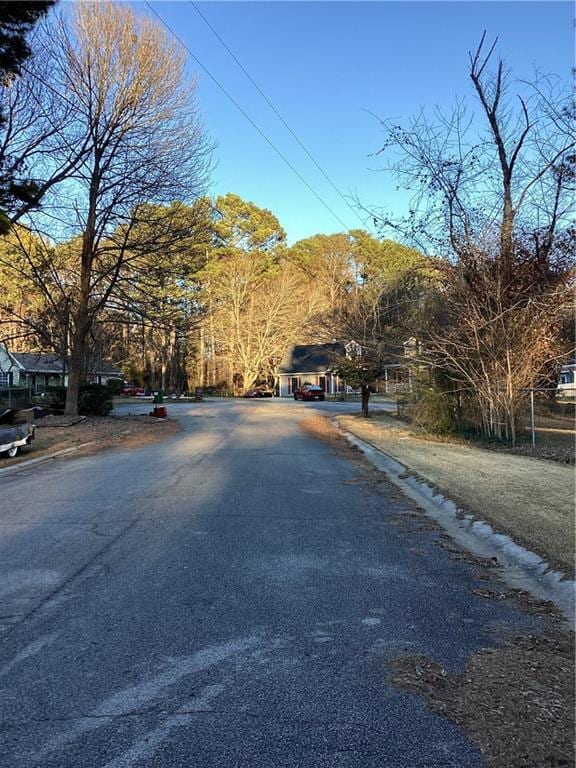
[278,343,344,374]
[90,360,122,376]
[11,353,63,374]
[10,352,121,376]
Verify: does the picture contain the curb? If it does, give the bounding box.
[337,422,575,624]
[0,442,95,478]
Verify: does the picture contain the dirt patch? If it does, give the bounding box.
[34,414,87,427]
[390,632,575,768]
[1,414,181,467]
[390,510,441,533]
[299,412,354,450]
[300,413,377,476]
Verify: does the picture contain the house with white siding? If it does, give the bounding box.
[276,340,421,397]
[558,359,576,397]
[0,345,121,391]
[276,343,347,397]
[0,344,15,388]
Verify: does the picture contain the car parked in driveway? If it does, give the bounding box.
[293,384,325,402]
[122,384,146,396]
[243,387,273,398]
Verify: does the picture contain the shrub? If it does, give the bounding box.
[79,384,113,416]
[44,385,68,413]
[106,377,124,395]
[410,387,456,435]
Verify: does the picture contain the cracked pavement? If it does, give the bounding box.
[0,400,545,767]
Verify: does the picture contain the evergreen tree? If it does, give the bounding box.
[0,1,55,232]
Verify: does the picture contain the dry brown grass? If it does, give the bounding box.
[337,412,575,576]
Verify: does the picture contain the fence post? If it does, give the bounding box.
[530,389,536,450]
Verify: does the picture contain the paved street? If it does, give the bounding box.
[0,400,537,767]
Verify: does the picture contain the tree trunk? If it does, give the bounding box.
[64,357,81,416]
[361,384,370,418]
[243,369,259,391]
[147,327,156,390]
[64,149,99,416]
[161,353,166,392]
[64,288,90,416]
[198,321,205,387]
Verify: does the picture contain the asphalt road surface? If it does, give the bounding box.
[0,399,536,767]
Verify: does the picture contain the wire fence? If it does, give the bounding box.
[520,388,575,456]
[390,385,574,460]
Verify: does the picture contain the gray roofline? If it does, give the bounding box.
[277,370,337,376]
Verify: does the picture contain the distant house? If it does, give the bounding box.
[8,352,66,391]
[558,359,576,397]
[0,346,121,391]
[276,339,423,397]
[276,343,346,397]
[0,345,14,388]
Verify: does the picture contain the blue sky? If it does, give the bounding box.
[141,1,573,244]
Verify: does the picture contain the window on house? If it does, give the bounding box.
[0,371,10,387]
[319,376,326,391]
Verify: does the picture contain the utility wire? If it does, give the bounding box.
[144,1,353,232]
[189,0,373,233]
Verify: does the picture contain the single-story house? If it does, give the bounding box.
[5,352,65,391]
[0,345,121,391]
[276,340,423,397]
[276,343,347,397]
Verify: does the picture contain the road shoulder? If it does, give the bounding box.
[0,414,181,474]
[336,412,575,579]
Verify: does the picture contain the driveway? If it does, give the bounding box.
[0,399,541,767]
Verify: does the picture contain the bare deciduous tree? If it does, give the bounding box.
[1,1,212,413]
[371,34,574,441]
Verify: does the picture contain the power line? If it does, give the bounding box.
[188,0,373,233]
[144,1,353,233]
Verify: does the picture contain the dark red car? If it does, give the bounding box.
[122,384,146,396]
[243,388,273,398]
[293,384,325,401]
